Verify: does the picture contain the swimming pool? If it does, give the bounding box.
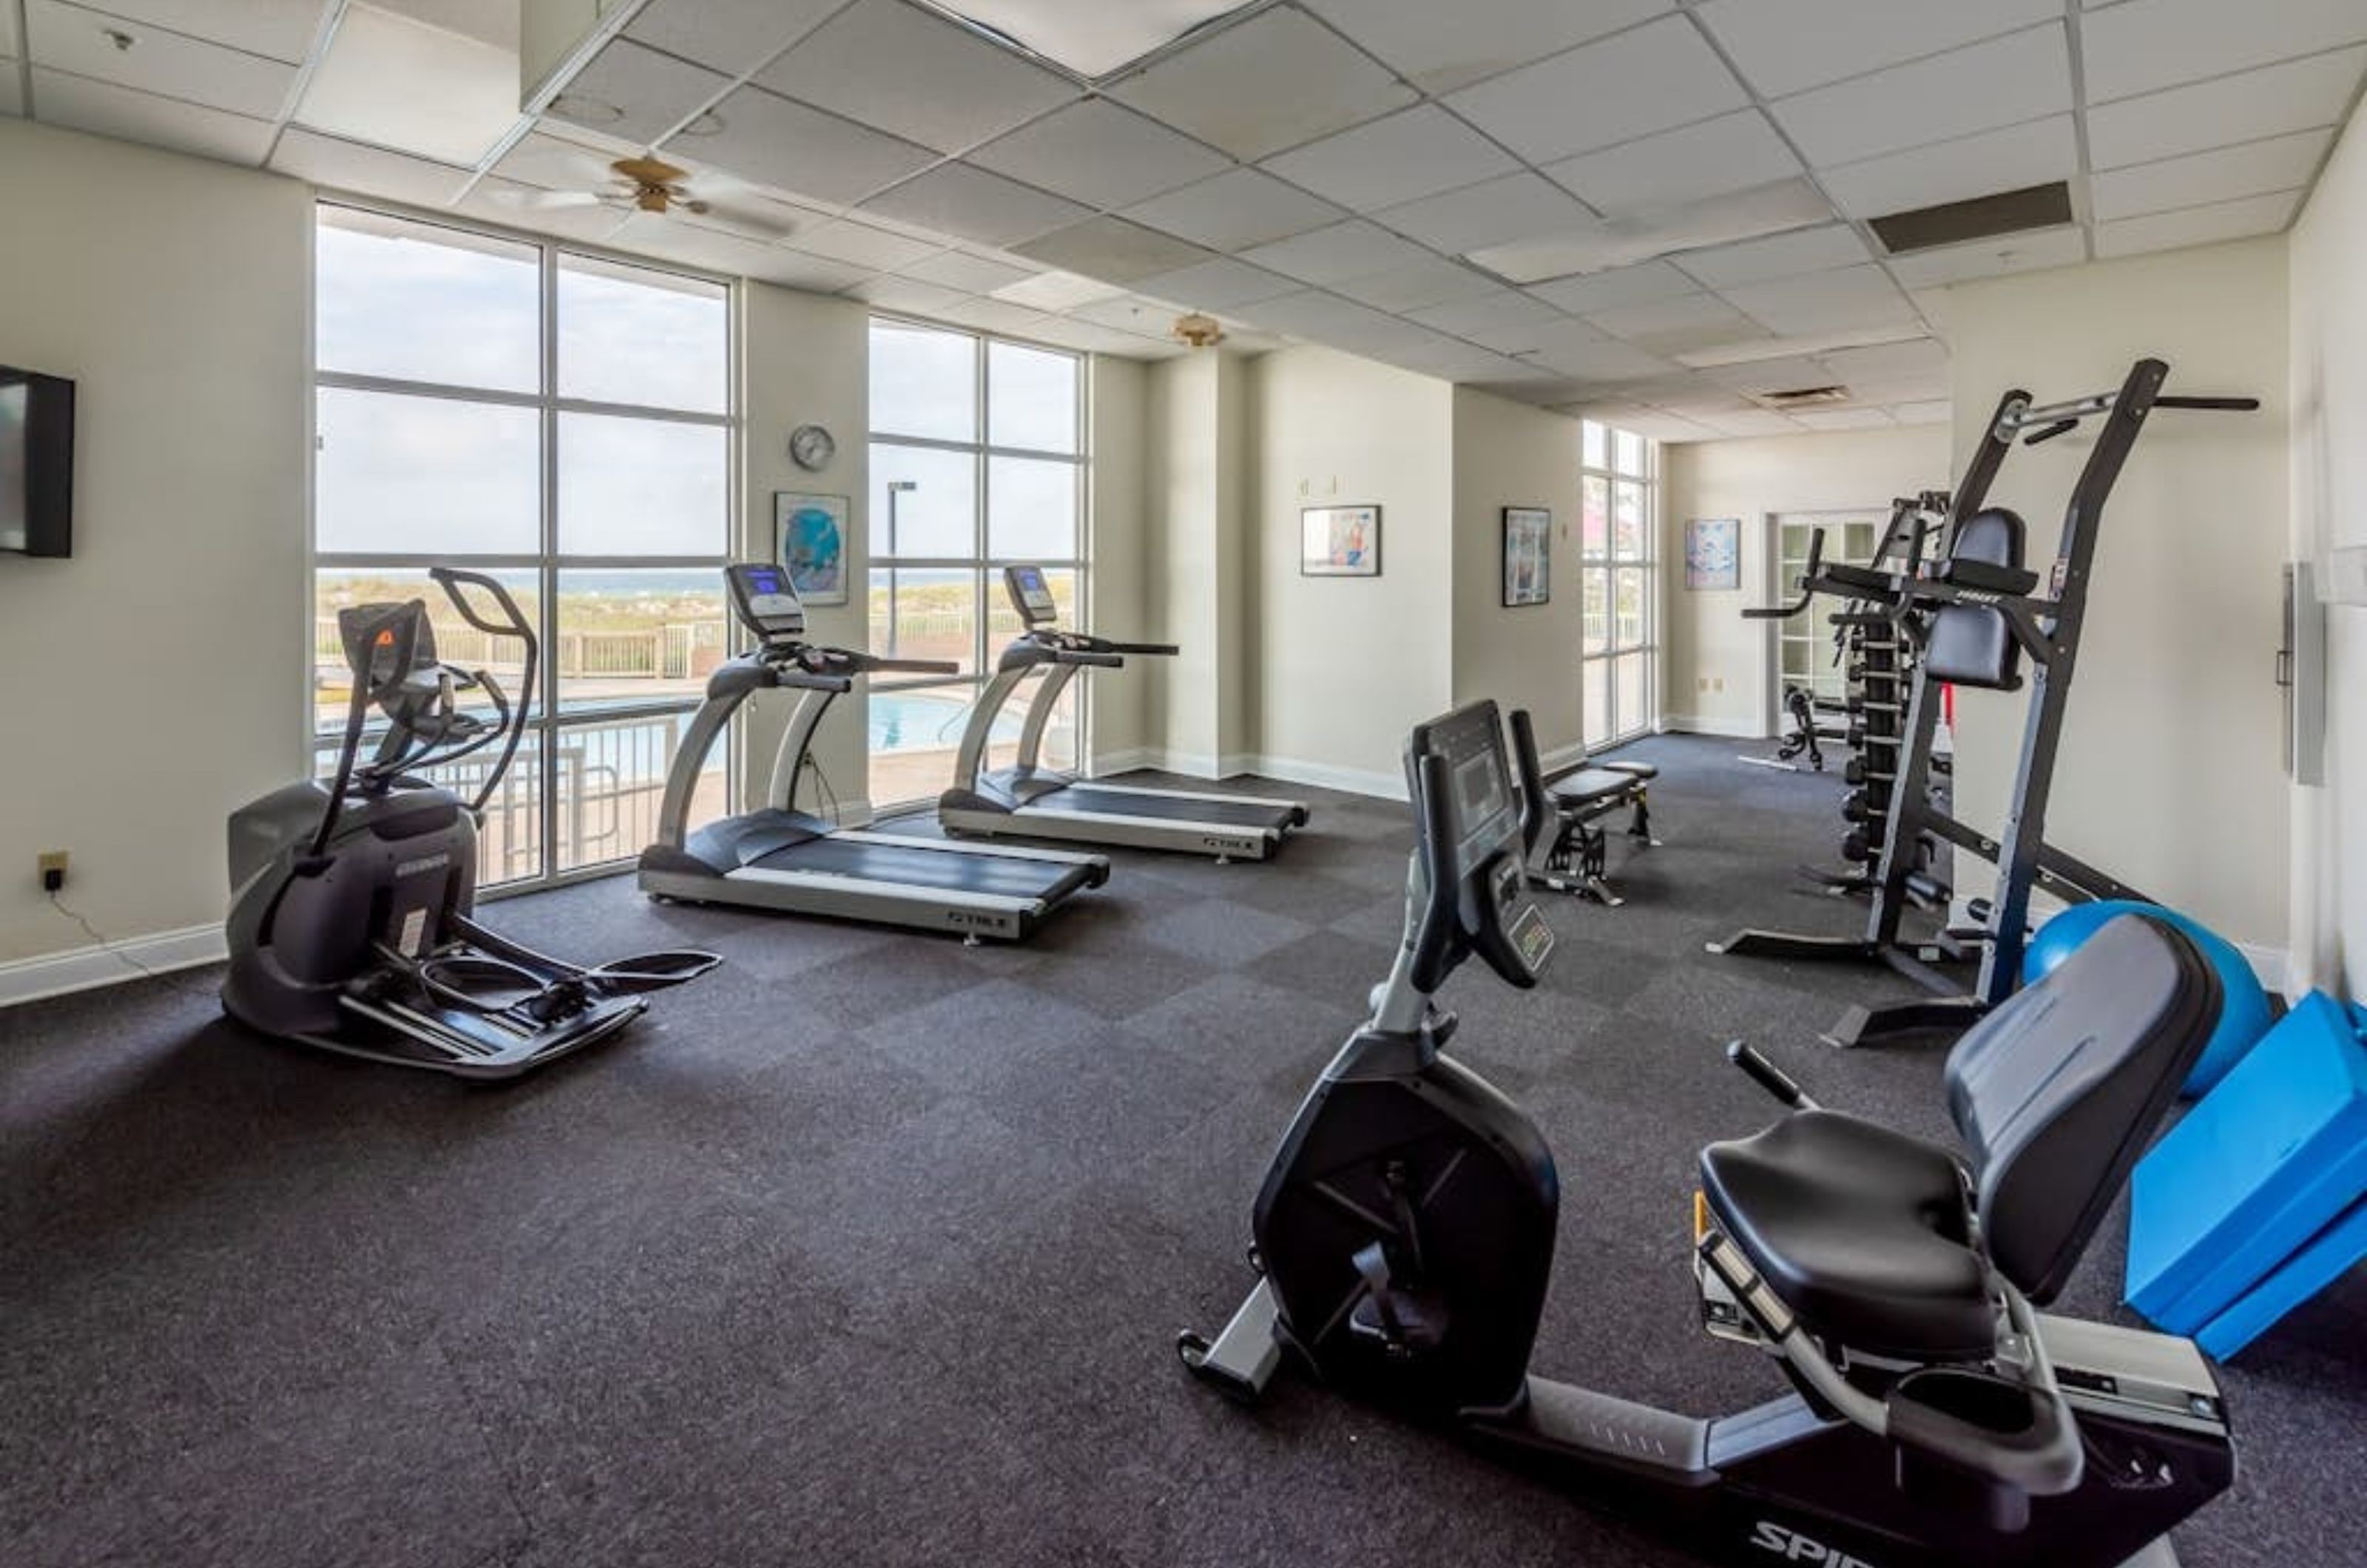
[870,689,1016,753]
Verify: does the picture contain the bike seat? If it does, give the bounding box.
[1701,1110,1995,1360]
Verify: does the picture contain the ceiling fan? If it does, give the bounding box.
[484,146,789,240]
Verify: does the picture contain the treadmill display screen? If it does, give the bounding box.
[1005,564,1058,624]
[744,566,786,595]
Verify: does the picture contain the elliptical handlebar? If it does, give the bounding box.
[314,601,426,860]
[429,567,537,817]
[1508,708,1548,858]
[1407,751,1462,996]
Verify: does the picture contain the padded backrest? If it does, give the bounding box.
[1923,507,2025,689]
[1945,914,2221,1302]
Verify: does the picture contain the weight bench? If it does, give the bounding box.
[1528,760,1659,906]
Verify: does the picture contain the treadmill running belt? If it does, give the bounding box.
[1022,788,1296,828]
[749,836,1094,899]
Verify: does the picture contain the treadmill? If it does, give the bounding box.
[939,566,1310,862]
[639,564,1109,943]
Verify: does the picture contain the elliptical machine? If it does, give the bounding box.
[1179,699,2235,1568]
[224,568,717,1081]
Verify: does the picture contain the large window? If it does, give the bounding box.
[868,320,1087,809]
[1580,420,1658,749]
[312,206,733,887]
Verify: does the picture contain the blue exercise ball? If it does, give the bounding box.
[2024,899,2272,1096]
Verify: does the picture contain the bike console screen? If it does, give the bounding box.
[726,564,808,641]
[1408,700,1553,984]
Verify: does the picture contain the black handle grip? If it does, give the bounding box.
[1061,652,1127,669]
[1408,751,1462,996]
[2155,395,2260,411]
[866,656,961,675]
[1109,641,1182,656]
[1508,708,1548,857]
[429,567,534,644]
[1729,1041,1814,1109]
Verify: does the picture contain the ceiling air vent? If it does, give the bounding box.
[1869,183,2076,254]
[1760,385,1853,408]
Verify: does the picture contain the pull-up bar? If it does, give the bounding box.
[2002,390,2260,446]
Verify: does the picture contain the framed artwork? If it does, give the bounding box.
[775,491,848,605]
[1686,517,1740,591]
[1502,507,1552,607]
[1301,504,1382,577]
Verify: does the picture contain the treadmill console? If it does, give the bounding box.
[1004,564,1059,627]
[726,563,808,642]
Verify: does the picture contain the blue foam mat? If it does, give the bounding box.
[2125,991,2367,1334]
[2198,1194,2367,1360]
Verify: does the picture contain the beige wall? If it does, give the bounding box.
[739,283,872,817]
[1449,388,1587,763]
[0,122,311,976]
[2289,102,2367,999]
[1250,347,1454,793]
[1085,355,1153,766]
[1660,426,1952,737]
[1940,237,2292,963]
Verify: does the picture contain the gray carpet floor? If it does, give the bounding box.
[4,734,2361,1568]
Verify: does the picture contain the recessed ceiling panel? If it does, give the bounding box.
[757,0,1076,155]
[1374,172,1596,253]
[789,217,943,271]
[1819,116,2077,220]
[1111,6,1417,160]
[297,1,521,166]
[1769,24,2070,168]
[1444,16,1748,165]
[1236,218,1435,284]
[60,0,328,64]
[1524,260,1699,315]
[1883,223,2087,289]
[862,162,1094,248]
[1332,258,1504,313]
[27,0,297,119]
[1130,257,1302,310]
[2081,0,2367,104]
[1300,0,1669,95]
[2090,129,2333,222]
[968,98,1230,210]
[900,249,1036,293]
[1124,168,1345,251]
[1698,0,2059,99]
[1585,292,1767,355]
[1719,264,1918,337]
[1011,215,1217,283]
[547,37,727,148]
[685,86,936,206]
[30,65,276,161]
[1671,223,1868,289]
[1542,110,1800,216]
[2093,189,2304,258]
[627,0,843,77]
[2086,47,2366,169]
[1261,104,1519,212]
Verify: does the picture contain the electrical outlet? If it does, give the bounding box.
[38,851,69,892]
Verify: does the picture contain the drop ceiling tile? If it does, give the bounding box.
[2093,189,2305,257]
[297,2,520,166]
[757,0,1074,155]
[545,37,726,147]
[1124,168,1345,251]
[1836,374,1949,407]
[991,270,1130,310]
[1524,260,1699,315]
[1029,317,1169,357]
[1524,337,1680,385]
[861,163,1093,248]
[1261,105,1517,212]
[1817,337,1948,382]
[849,274,972,314]
[1332,258,1503,312]
[1721,266,1917,335]
[1894,400,1951,426]
[1883,224,2087,288]
[1111,7,1417,161]
[1357,321,1490,367]
[271,126,473,205]
[684,87,936,207]
[458,176,631,240]
[1237,219,1435,284]
[1770,25,2069,168]
[2092,129,2334,222]
[1698,0,2060,99]
[2081,0,2367,104]
[743,249,877,293]
[1226,290,1404,344]
[1614,410,1723,442]
[1130,257,1302,311]
[1393,341,1547,383]
[1585,292,1768,354]
[1698,408,1807,436]
[1071,294,1189,334]
[934,297,1057,338]
[1374,172,1596,253]
[64,0,325,63]
[788,217,942,271]
[1818,115,2078,221]
[1405,288,1564,345]
[1300,0,1669,95]
[1445,16,1749,164]
[626,0,840,77]
[32,66,279,160]
[968,98,1230,211]
[1012,216,1217,284]
[494,129,635,190]
[1542,111,1800,216]
[1672,224,1870,289]
[2087,48,2367,169]
[1792,407,1895,431]
[27,0,295,119]
[899,249,1036,294]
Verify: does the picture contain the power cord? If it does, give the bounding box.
[799,754,844,825]
[47,891,217,999]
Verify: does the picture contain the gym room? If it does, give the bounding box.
[3,1,2363,1564]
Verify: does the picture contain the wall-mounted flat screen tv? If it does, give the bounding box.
[1,366,75,558]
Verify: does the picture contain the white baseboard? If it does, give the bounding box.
[1540,740,1590,774]
[1662,713,1766,740]
[0,923,227,1009]
[1241,754,1405,801]
[1090,747,1156,777]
